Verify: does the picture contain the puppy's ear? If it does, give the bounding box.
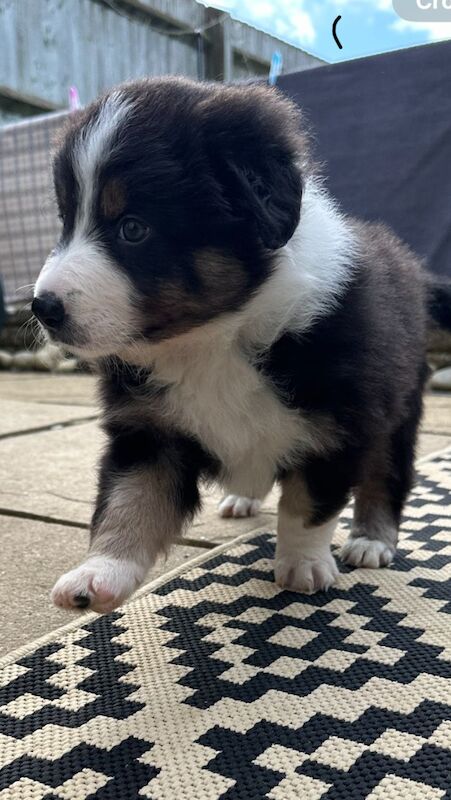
[200,85,305,250]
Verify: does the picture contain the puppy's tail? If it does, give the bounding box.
[427,278,451,331]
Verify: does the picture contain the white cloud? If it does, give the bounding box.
[244,0,274,19]
[205,0,235,7]
[283,7,317,43]
[327,0,392,8]
[208,0,317,46]
[392,17,451,41]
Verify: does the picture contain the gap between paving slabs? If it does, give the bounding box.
[0,411,278,546]
[0,414,98,442]
[0,506,217,550]
[0,413,219,549]
[0,418,447,543]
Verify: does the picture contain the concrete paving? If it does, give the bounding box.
[0,398,96,437]
[0,373,97,407]
[422,393,451,435]
[0,371,450,656]
[0,421,102,523]
[0,515,206,655]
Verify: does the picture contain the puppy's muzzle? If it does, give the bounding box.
[32,292,66,332]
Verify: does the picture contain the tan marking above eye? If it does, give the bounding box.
[100,179,127,220]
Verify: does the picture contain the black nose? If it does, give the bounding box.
[32,292,66,330]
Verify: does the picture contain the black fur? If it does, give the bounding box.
[427,280,451,331]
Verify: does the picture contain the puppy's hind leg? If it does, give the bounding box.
[340,402,421,568]
[340,499,398,568]
[274,465,351,595]
[218,495,263,519]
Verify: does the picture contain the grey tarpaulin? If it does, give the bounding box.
[278,41,451,277]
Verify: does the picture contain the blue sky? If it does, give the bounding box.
[206,0,451,63]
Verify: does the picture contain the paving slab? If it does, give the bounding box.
[0,421,277,541]
[0,421,102,523]
[0,398,96,437]
[198,482,278,543]
[422,392,451,435]
[0,515,207,657]
[0,373,97,407]
[417,432,451,458]
[0,415,449,541]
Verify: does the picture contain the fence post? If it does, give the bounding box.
[203,7,232,82]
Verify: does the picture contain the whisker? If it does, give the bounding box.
[15,283,35,294]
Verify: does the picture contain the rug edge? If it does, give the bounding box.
[2,442,450,669]
[0,529,263,669]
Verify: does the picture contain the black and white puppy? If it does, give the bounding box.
[32,77,435,613]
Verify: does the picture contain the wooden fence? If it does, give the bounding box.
[0,0,324,122]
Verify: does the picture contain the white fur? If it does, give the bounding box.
[240,179,359,346]
[340,536,395,568]
[34,238,138,358]
[122,179,358,499]
[218,495,262,518]
[275,509,339,594]
[51,555,145,613]
[74,91,131,233]
[140,330,315,498]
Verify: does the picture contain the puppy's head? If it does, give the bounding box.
[33,78,306,358]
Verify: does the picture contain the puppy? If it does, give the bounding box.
[32,77,438,613]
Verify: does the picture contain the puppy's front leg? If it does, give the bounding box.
[52,427,204,613]
[274,468,349,594]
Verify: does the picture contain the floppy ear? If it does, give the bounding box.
[200,85,304,250]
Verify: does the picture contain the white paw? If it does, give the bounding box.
[340,536,395,568]
[218,495,262,519]
[274,552,339,595]
[51,556,145,614]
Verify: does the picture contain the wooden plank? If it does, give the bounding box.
[0,0,325,120]
[0,85,60,112]
[114,0,204,31]
[230,19,325,73]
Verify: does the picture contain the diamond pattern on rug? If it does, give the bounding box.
[1,451,451,799]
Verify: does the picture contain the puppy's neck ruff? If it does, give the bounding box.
[242,178,358,348]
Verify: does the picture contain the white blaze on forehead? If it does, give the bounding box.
[73,90,131,231]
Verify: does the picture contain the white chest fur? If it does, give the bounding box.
[146,331,307,498]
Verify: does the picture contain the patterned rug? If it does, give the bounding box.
[1,449,451,799]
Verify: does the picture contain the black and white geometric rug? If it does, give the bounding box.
[1,448,451,799]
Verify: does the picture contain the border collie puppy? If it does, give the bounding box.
[32,77,436,613]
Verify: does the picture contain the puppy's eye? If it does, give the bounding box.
[117,217,150,244]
